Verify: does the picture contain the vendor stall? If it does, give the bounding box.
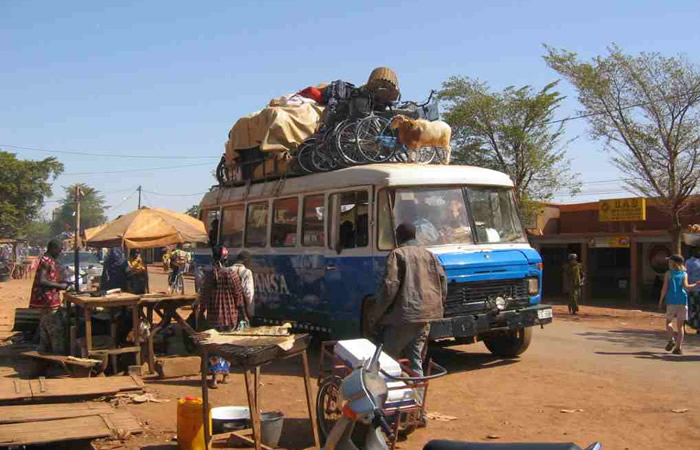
[195,328,320,450]
[64,292,143,373]
[64,291,199,375]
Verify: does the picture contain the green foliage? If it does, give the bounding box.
[50,183,108,237]
[0,151,64,239]
[24,218,53,247]
[545,44,700,251]
[439,77,580,218]
[185,204,199,218]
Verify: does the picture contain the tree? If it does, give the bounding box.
[51,183,108,237]
[185,204,199,218]
[438,77,580,217]
[24,218,53,247]
[0,151,64,239]
[545,45,700,252]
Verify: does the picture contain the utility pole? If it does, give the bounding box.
[74,185,81,293]
[137,185,142,209]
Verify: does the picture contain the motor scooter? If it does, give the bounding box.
[322,343,447,450]
[322,344,602,450]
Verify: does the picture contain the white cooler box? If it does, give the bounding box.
[334,339,415,406]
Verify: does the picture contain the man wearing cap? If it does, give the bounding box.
[659,254,698,354]
[564,253,584,315]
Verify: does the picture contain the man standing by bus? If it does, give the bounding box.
[371,223,446,377]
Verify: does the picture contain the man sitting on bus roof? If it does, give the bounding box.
[371,222,446,376]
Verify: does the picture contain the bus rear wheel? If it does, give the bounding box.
[483,326,532,358]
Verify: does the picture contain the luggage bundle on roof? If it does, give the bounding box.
[216,67,447,186]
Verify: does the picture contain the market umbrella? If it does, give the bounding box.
[84,224,107,241]
[86,207,208,249]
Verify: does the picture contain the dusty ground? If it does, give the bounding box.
[1,270,698,450]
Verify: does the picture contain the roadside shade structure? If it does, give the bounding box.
[86,208,208,249]
[84,224,107,242]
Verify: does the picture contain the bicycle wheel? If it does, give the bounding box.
[335,119,366,165]
[296,139,316,174]
[357,116,396,163]
[311,134,338,172]
[416,146,438,164]
[316,376,343,441]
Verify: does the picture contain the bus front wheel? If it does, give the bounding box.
[483,326,532,358]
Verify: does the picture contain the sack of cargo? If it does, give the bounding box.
[322,80,355,104]
[348,94,372,118]
[252,156,289,180]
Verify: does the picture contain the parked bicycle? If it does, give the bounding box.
[168,262,186,295]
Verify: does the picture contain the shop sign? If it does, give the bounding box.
[589,236,631,248]
[598,198,646,222]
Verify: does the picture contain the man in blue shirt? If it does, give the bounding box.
[685,249,700,333]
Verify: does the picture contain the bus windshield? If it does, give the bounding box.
[466,186,527,244]
[382,186,526,247]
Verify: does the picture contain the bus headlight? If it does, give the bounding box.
[527,278,539,295]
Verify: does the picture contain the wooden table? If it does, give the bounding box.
[64,293,143,372]
[197,333,320,450]
[137,293,197,373]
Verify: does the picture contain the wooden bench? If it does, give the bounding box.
[21,351,104,378]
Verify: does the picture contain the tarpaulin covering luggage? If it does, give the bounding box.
[226,102,324,155]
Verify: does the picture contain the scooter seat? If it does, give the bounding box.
[423,440,582,450]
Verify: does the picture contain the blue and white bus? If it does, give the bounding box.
[196,164,552,357]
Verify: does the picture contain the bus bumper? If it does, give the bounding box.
[429,304,553,340]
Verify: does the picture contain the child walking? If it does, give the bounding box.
[658,254,698,355]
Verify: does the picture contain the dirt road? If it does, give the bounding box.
[1,273,698,449]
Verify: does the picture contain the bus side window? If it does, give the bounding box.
[220,205,244,248]
[302,195,325,247]
[377,190,395,250]
[245,201,269,248]
[329,191,369,251]
[272,197,298,247]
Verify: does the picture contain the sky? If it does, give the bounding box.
[2,0,699,219]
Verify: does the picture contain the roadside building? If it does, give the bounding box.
[529,196,700,304]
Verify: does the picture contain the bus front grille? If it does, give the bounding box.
[444,278,530,317]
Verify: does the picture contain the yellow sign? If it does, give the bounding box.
[598,198,646,222]
[589,236,630,248]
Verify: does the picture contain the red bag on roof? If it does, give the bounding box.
[296,86,323,103]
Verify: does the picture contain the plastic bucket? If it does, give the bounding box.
[260,411,285,448]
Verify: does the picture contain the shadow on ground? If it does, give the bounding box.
[578,327,700,350]
[595,350,700,362]
[428,345,520,374]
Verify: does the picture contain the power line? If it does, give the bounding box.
[1,143,219,160]
[62,162,212,176]
[541,90,700,126]
[108,189,139,213]
[142,189,209,197]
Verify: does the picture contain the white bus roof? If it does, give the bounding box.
[200,164,513,208]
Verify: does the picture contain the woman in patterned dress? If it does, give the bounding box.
[198,246,248,388]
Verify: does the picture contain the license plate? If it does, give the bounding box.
[537,308,553,320]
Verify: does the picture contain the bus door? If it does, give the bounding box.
[324,187,375,336]
[298,194,328,329]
